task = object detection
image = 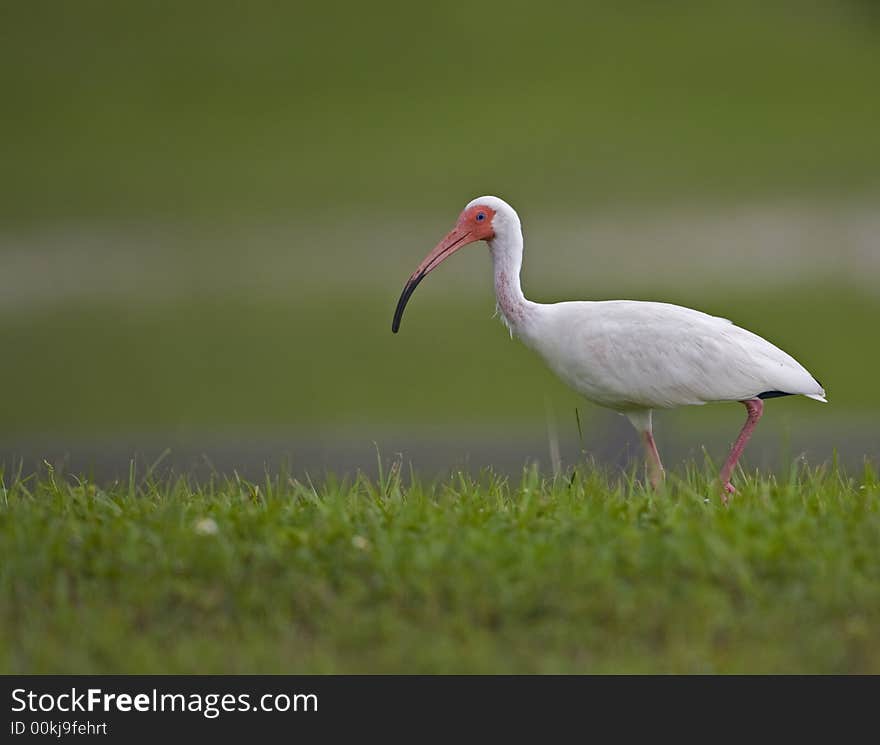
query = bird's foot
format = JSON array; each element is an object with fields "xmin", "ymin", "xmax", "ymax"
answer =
[
  {"xmin": 721, "ymin": 481, "xmax": 736, "ymax": 506},
  {"xmin": 648, "ymin": 470, "xmax": 665, "ymax": 490}
]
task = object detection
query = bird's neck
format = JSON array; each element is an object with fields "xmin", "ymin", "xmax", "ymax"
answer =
[{"xmin": 489, "ymin": 227, "xmax": 538, "ymax": 336}]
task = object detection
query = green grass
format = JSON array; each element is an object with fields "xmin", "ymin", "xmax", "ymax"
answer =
[{"xmin": 2, "ymin": 459, "xmax": 879, "ymax": 673}]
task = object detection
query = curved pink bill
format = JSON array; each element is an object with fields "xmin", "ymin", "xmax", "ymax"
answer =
[{"xmin": 391, "ymin": 226, "xmax": 474, "ymax": 333}]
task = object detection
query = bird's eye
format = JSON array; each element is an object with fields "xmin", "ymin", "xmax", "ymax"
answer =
[{"xmin": 476, "ymin": 212, "xmax": 486, "ymax": 222}]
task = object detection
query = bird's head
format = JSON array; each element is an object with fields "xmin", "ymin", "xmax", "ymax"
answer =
[{"xmin": 391, "ymin": 196, "xmax": 516, "ymax": 333}]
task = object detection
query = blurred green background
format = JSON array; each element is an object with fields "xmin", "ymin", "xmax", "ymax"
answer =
[{"xmin": 1, "ymin": 1, "xmax": 878, "ymax": 466}]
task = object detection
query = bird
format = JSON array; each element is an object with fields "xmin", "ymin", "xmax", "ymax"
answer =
[{"xmin": 391, "ymin": 196, "xmax": 826, "ymax": 502}]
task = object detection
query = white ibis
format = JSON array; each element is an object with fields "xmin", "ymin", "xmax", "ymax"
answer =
[{"xmin": 392, "ymin": 196, "xmax": 826, "ymax": 501}]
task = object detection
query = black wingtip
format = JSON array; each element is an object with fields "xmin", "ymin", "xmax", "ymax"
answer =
[{"xmin": 757, "ymin": 390, "xmax": 794, "ymax": 400}]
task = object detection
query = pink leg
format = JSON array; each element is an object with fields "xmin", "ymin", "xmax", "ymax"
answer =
[
  {"xmin": 641, "ymin": 430, "xmax": 665, "ymax": 489},
  {"xmin": 719, "ymin": 399, "xmax": 764, "ymax": 503}
]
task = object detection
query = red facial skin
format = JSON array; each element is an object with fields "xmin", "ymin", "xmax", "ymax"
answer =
[
  {"xmin": 456, "ymin": 204, "xmax": 497, "ymax": 243},
  {"xmin": 391, "ymin": 205, "xmax": 497, "ymax": 333}
]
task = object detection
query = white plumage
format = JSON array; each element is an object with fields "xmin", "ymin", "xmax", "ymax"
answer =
[
  {"xmin": 392, "ymin": 195, "xmax": 826, "ymax": 500},
  {"xmin": 523, "ymin": 300, "xmax": 825, "ymax": 410}
]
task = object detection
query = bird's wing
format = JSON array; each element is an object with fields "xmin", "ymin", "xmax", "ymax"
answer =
[{"xmin": 532, "ymin": 300, "xmax": 825, "ymax": 409}]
